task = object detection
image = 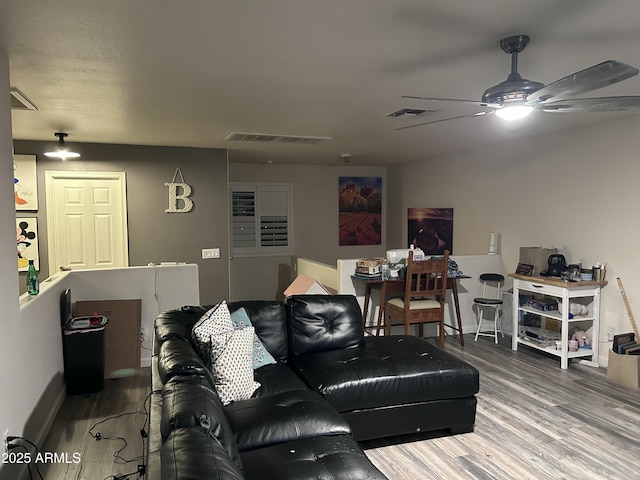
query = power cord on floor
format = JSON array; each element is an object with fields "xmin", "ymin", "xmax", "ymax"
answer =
[
  {"xmin": 91, "ymin": 390, "xmax": 154, "ymax": 479},
  {"xmin": 140, "ymin": 390, "xmax": 154, "ymax": 475},
  {"xmin": 103, "ymin": 470, "xmax": 141, "ymax": 480},
  {"xmin": 88, "ymin": 411, "xmax": 146, "ymax": 464},
  {"xmin": 5, "ymin": 436, "xmax": 45, "ymax": 480}
]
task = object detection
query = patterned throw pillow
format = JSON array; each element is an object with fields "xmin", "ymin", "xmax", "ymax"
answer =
[
  {"xmin": 230, "ymin": 308, "xmax": 277, "ymax": 370},
  {"xmin": 209, "ymin": 327, "xmax": 261, "ymax": 405},
  {"xmin": 191, "ymin": 301, "xmax": 234, "ymax": 367}
]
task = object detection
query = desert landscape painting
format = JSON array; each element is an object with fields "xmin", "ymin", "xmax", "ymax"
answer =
[{"xmin": 339, "ymin": 177, "xmax": 382, "ymax": 246}]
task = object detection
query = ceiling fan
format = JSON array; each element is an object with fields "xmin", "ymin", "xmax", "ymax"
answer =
[{"xmin": 398, "ymin": 34, "xmax": 640, "ymax": 130}]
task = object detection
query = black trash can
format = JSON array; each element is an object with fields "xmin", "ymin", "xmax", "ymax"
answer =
[{"xmin": 63, "ymin": 315, "xmax": 108, "ymax": 395}]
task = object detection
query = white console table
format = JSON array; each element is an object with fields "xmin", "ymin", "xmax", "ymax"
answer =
[{"xmin": 510, "ymin": 274, "xmax": 607, "ymax": 369}]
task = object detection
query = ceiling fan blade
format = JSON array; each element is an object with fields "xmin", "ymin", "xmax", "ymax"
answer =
[
  {"xmin": 395, "ymin": 111, "xmax": 492, "ymax": 131},
  {"xmin": 526, "ymin": 60, "xmax": 639, "ymax": 104},
  {"xmin": 402, "ymin": 95, "xmax": 489, "ymax": 107},
  {"xmin": 541, "ymin": 96, "xmax": 640, "ymax": 112}
]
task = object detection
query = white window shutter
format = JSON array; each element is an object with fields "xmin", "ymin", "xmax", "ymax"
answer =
[
  {"xmin": 231, "ymin": 188, "xmax": 257, "ymax": 254},
  {"xmin": 231, "ymin": 183, "xmax": 292, "ymax": 256}
]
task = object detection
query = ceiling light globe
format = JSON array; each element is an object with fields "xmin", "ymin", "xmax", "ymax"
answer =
[
  {"xmin": 44, "ymin": 149, "xmax": 81, "ymax": 160},
  {"xmin": 44, "ymin": 132, "xmax": 81, "ymax": 160},
  {"xmin": 495, "ymin": 104, "xmax": 534, "ymax": 121}
]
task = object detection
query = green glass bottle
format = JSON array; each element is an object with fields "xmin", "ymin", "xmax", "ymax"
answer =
[{"xmin": 26, "ymin": 259, "xmax": 39, "ymax": 295}]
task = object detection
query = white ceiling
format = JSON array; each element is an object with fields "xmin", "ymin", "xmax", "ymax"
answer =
[{"xmin": 2, "ymin": 0, "xmax": 640, "ymax": 166}]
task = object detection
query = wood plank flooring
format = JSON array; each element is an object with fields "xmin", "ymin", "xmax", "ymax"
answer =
[
  {"xmin": 38, "ymin": 369, "xmax": 151, "ymax": 480},
  {"xmin": 362, "ymin": 335, "xmax": 640, "ymax": 480},
  {"xmin": 36, "ymin": 336, "xmax": 640, "ymax": 480}
]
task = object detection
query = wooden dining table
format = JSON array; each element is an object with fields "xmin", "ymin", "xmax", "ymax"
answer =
[{"xmin": 352, "ymin": 274, "xmax": 469, "ymax": 346}]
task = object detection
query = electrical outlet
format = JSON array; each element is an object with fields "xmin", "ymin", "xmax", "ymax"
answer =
[
  {"xmin": 201, "ymin": 248, "xmax": 220, "ymax": 259},
  {"xmin": 607, "ymin": 327, "xmax": 615, "ymax": 341}
]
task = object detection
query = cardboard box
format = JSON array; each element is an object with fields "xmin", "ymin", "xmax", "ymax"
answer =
[
  {"xmin": 607, "ymin": 350, "xmax": 640, "ymax": 389},
  {"xmin": 76, "ymin": 299, "xmax": 141, "ymax": 378},
  {"xmin": 519, "ymin": 247, "xmax": 558, "ymax": 277},
  {"xmin": 544, "ymin": 317, "xmax": 561, "ymax": 333},
  {"xmin": 284, "ymin": 274, "xmax": 331, "ymax": 297}
]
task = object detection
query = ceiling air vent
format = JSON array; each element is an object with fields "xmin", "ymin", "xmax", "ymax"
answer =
[
  {"xmin": 386, "ymin": 108, "xmax": 437, "ymax": 118},
  {"xmin": 225, "ymin": 132, "xmax": 331, "ymax": 145},
  {"xmin": 10, "ymin": 88, "xmax": 38, "ymax": 111}
]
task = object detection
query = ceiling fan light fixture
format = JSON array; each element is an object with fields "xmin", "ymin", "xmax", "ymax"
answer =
[
  {"xmin": 495, "ymin": 104, "xmax": 533, "ymax": 121},
  {"xmin": 43, "ymin": 132, "xmax": 81, "ymax": 160}
]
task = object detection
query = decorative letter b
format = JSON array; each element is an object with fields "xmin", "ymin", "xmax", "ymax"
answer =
[{"xmin": 165, "ymin": 182, "xmax": 194, "ymax": 213}]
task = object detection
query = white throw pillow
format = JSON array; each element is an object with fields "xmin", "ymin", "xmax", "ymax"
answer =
[
  {"xmin": 209, "ymin": 327, "xmax": 261, "ymax": 405},
  {"xmin": 191, "ymin": 301, "xmax": 234, "ymax": 367}
]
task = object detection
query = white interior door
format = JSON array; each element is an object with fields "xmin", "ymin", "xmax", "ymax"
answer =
[{"xmin": 45, "ymin": 171, "xmax": 129, "ymax": 277}]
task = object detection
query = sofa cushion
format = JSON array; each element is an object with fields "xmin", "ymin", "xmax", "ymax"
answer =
[
  {"xmin": 239, "ymin": 434, "xmax": 388, "ymax": 480},
  {"xmin": 192, "ymin": 301, "xmax": 234, "ymax": 366},
  {"xmin": 289, "ymin": 335, "xmax": 480, "ymax": 413},
  {"xmin": 251, "ymin": 362, "xmax": 309, "ymax": 398},
  {"xmin": 162, "ymin": 428, "xmax": 244, "ymax": 480},
  {"xmin": 286, "ymin": 295, "xmax": 364, "ymax": 357},
  {"xmin": 228, "ymin": 301, "xmax": 288, "ymax": 362},
  {"xmin": 161, "ymin": 375, "xmax": 242, "ymax": 468},
  {"xmin": 210, "ymin": 327, "xmax": 261, "ymax": 405},
  {"xmin": 158, "ymin": 338, "xmax": 214, "ymax": 387},
  {"xmin": 224, "ymin": 390, "xmax": 351, "ymax": 451},
  {"xmin": 230, "ymin": 307, "xmax": 277, "ymax": 369},
  {"xmin": 154, "ymin": 306, "xmax": 209, "ymax": 347}
]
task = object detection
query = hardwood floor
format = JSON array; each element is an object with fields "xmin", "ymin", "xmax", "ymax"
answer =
[
  {"xmin": 362, "ymin": 335, "xmax": 640, "ymax": 480},
  {"xmin": 38, "ymin": 369, "xmax": 151, "ymax": 480},
  {"xmin": 36, "ymin": 336, "xmax": 640, "ymax": 479}
]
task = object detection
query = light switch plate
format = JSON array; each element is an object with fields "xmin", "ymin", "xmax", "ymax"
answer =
[{"xmin": 202, "ymin": 248, "xmax": 220, "ymax": 259}]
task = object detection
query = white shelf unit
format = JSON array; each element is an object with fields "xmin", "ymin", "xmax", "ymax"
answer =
[{"xmin": 510, "ymin": 274, "xmax": 606, "ymax": 369}]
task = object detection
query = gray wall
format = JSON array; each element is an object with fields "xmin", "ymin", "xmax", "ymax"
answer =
[
  {"xmin": 0, "ymin": 48, "xmax": 26, "ymax": 480},
  {"xmin": 228, "ymin": 162, "xmax": 388, "ymax": 301},
  {"xmin": 398, "ymin": 114, "xmax": 640, "ymax": 350},
  {"xmin": 13, "ymin": 140, "xmax": 392, "ymax": 304},
  {"xmin": 14, "ymin": 141, "xmax": 230, "ymax": 305}
]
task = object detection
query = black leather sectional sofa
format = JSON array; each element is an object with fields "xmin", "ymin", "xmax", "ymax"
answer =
[{"xmin": 149, "ymin": 295, "xmax": 480, "ymax": 479}]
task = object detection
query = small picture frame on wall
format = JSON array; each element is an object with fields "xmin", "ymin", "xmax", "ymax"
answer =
[
  {"xmin": 14, "ymin": 154, "xmax": 38, "ymax": 211},
  {"xmin": 17, "ymin": 217, "xmax": 39, "ymax": 271}
]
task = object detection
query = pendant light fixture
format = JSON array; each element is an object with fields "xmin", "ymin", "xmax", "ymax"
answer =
[{"xmin": 44, "ymin": 132, "xmax": 81, "ymax": 160}]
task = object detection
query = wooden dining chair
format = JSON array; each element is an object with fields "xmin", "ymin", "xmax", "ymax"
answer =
[{"xmin": 384, "ymin": 250, "xmax": 450, "ymax": 348}]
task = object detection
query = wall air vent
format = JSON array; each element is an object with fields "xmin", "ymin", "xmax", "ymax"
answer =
[
  {"xmin": 225, "ymin": 132, "xmax": 332, "ymax": 145},
  {"xmin": 386, "ymin": 108, "xmax": 437, "ymax": 118},
  {"xmin": 10, "ymin": 87, "xmax": 38, "ymax": 111}
]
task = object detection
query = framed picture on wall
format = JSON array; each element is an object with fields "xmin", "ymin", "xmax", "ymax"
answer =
[
  {"xmin": 17, "ymin": 217, "xmax": 39, "ymax": 271},
  {"xmin": 407, "ymin": 208, "xmax": 453, "ymax": 255},
  {"xmin": 338, "ymin": 177, "xmax": 382, "ymax": 246},
  {"xmin": 14, "ymin": 154, "xmax": 38, "ymax": 211}
]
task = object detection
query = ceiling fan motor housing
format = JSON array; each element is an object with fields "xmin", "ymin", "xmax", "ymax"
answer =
[
  {"xmin": 482, "ymin": 73, "xmax": 545, "ymax": 106},
  {"xmin": 482, "ymin": 35, "xmax": 545, "ymax": 106}
]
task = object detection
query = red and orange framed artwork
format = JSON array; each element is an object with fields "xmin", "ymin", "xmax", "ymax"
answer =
[{"xmin": 339, "ymin": 177, "xmax": 382, "ymax": 246}]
